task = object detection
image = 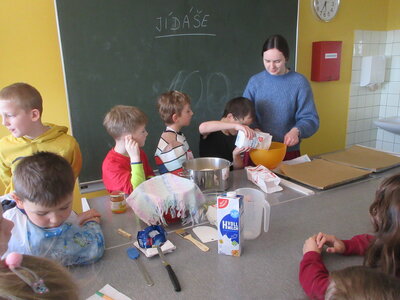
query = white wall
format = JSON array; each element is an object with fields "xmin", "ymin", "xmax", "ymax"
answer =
[{"xmin": 347, "ymin": 29, "xmax": 400, "ymax": 152}]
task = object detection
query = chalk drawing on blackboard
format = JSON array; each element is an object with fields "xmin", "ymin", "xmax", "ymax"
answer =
[
  {"xmin": 155, "ymin": 6, "xmax": 214, "ymax": 39},
  {"xmin": 166, "ymin": 70, "xmax": 230, "ymax": 119}
]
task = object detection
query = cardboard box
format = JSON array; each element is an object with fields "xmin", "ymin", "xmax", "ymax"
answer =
[{"xmin": 280, "ymin": 159, "xmax": 371, "ymax": 190}]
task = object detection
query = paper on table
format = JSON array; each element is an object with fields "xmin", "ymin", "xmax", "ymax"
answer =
[
  {"xmin": 86, "ymin": 284, "xmax": 133, "ymax": 300},
  {"xmin": 133, "ymin": 240, "xmax": 176, "ymax": 258},
  {"xmin": 280, "ymin": 154, "xmax": 311, "ymax": 165},
  {"xmin": 273, "ymin": 154, "xmax": 311, "ymax": 174},
  {"xmin": 192, "ymin": 226, "xmax": 219, "ymax": 243},
  {"xmin": 81, "ymin": 197, "xmax": 90, "ymax": 212}
]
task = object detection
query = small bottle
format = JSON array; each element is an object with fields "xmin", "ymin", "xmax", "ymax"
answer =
[{"xmin": 110, "ymin": 191, "xmax": 127, "ymax": 213}]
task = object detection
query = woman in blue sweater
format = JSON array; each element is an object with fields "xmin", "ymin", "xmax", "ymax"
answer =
[{"xmin": 243, "ymin": 34, "xmax": 319, "ymax": 159}]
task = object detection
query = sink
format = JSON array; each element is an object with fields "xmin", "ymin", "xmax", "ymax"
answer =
[{"xmin": 374, "ymin": 117, "xmax": 400, "ymax": 135}]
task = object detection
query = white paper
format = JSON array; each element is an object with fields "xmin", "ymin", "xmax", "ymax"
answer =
[
  {"xmin": 280, "ymin": 154, "xmax": 311, "ymax": 165},
  {"xmin": 133, "ymin": 240, "xmax": 176, "ymax": 258},
  {"xmin": 274, "ymin": 154, "xmax": 311, "ymax": 173},
  {"xmin": 86, "ymin": 284, "xmax": 133, "ymax": 300},
  {"xmin": 81, "ymin": 197, "xmax": 90, "ymax": 212},
  {"xmin": 192, "ymin": 226, "xmax": 218, "ymax": 243}
]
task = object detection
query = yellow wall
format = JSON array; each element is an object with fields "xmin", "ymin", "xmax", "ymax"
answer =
[
  {"xmin": 0, "ymin": 0, "xmax": 398, "ymax": 200},
  {"xmin": 387, "ymin": 0, "xmax": 400, "ymax": 30},
  {"xmin": 298, "ymin": 0, "xmax": 389, "ymax": 156},
  {"xmin": 0, "ymin": 0, "xmax": 88, "ymax": 210}
]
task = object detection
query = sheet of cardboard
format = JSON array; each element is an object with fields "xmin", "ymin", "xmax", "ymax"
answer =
[
  {"xmin": 280, "ymin": 159, "xmax": 371, "ymax": 190},
  {"xmin": 319, "ymin": 145, "xmax": 400, "ymax": 172}
]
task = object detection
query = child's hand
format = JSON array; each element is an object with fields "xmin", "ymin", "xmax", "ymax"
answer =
[
  {"xmin": 233, "ymin": 146, "xmax": 250, "ymax": 156},
  {"xmin": 125, "ymin": 135, "xmax": 140, "ymax": 163},
  {"xmin": 235, "ymin": 124, "xmax": 255, "ymax": 139},
  {"xmin": 77, "ymin": 209, "xmax": 101, "ymax": 225},
  {"xmin": 315, "ymin": 232, "xmax": 346, "ymax": 254},
  {"xmin": 303, "ymin": 235, "xmax": 321, "ymax": 254}
]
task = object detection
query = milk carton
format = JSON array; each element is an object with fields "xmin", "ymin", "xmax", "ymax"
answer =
[
  {"xmin": 235, "ymin": 130, "xmax": 272, "ymax": 149},
  {"xmin": 217, "ymin": 191, "xmax": 243, "ymax": 256}
]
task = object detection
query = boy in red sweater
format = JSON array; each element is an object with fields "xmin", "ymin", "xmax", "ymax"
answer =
[{"xmin": 102, "ymin": 105, "xmax": 154, "ymax": 194}]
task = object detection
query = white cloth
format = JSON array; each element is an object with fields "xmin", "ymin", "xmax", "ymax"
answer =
[{"xmin": 126, "ymin": 173, "xmax": 205, "ymax": 225}]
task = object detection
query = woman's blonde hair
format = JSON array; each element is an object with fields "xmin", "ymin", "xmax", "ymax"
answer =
[
  {"xmin": 325, "ymin": 266, "xmax": 400, "ymax": 300},
  {"xmin": 0, "ymin": 255, "xmax": 79, "ymax": 300}
]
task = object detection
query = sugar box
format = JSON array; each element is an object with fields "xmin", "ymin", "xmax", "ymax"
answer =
[{"xmin": 217, "ymin": 191, "xmax": 243, "ymax": 256}]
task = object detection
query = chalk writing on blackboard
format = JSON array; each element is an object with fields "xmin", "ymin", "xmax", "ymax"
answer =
[
  {"xmin": 167, "ymin": 70, "xmax": 230, "ymax": 118},
  {"xmin": 155, "ymin": 7, "xmax": 215, "ymax": 38}
]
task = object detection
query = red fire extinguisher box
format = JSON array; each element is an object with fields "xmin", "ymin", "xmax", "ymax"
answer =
[{"xmin": 311, "ymin": 41, "xmax": 342, "ymax": 82}]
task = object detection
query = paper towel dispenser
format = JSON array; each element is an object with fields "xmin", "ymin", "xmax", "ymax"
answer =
[{"xmin": 360, "ymin": 55, "xmax": 386, "ymax": 88}]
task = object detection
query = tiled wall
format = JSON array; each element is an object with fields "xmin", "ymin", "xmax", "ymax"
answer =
[{"xmin": 347, "ymin": 29, "xmax": 400, "ymax": 152}]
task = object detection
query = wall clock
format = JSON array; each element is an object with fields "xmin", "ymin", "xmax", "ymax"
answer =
[{"xmin": 312, "ymin": 0, "xmax": 340, "ymax": 22}]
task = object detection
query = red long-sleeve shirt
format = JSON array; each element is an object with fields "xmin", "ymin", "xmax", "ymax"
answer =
[
  {"xmin": 102, "ymin": 148, "xmax": 154, "ymax": 194},
  {"xmin": 299, "ymin": 234, "xmax": 374, "ymax": 300}
]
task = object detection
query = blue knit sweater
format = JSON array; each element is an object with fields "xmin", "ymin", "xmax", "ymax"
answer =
[{"xmin": 243, "ymin": 70, "xmax": 319, "ymax": 152}]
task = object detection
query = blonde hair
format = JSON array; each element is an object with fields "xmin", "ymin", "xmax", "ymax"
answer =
[
  {"xmin": 103, "ymin": 105, "xmax": 147, "ymax": 139},
  {"xmin": 157, "ymin": 91, "xmax": 190, "ymax": 124},
  {"xmin": 0, "ymin": 255, "xmax": 79, "ymax": 300},
  {"xmin": 0, "ymin": 82, "xmax": 43, "ymax": 115},
  {"xmin": 325, "ymin": 266, "xmax": 400, "ymax": 300}
]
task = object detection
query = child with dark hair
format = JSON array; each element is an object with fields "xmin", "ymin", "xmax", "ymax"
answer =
[
  {"xmin": 3, "ymin": 152, "xmax": 104, "ymax": 266},
  {"xmin": 199, "ymin": 97, "xmax": 255, "ymax": 169},
  {"xmin": 299, "ymin": 173, "xmax": 400, "ymax": 299},
  {"xmin": 1, "ymin": 203, "xmax": 79, "ymax": 299}
]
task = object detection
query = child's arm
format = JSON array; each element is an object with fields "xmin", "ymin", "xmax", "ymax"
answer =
[
  {"xmin": 299, "ymin": 235, "xmax": 330, "ymax": 299},
  {"xmin": 232, "ymin": 147, "xmax": 250, "ymax": 169},
  {"xmin": 125, "ymin": 135, "xmax": 146, "ymax": 189},
  {"xmin": 315, "ymin": 232, "xmax": 345, "ymax": 254},
  {"xmin": 199, "ymin": 121, "xmax": 254, "ymax": 138},
  {"xmin": 341, "ymin": 234, "xmax": 374, "ymax": 255}
]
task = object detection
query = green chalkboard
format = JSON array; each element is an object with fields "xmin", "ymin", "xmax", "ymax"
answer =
[{"xmin": 55, "ymin": 0, "xmax": 298, "ymax": 185}]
